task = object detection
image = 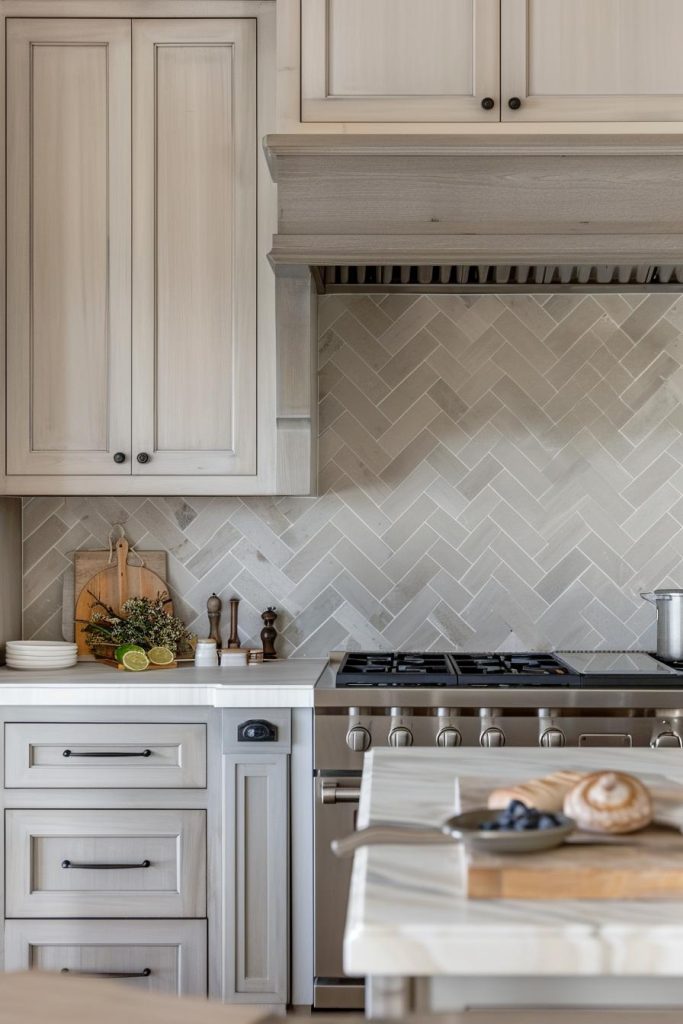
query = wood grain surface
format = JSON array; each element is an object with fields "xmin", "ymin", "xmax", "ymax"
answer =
[
  {"xmin": 468, "ymin": 825, "xmax": 683, "ymax": 900},
  {"xmin": 75, "ymin": 539, "xmax": 172, "ymax": 657}
]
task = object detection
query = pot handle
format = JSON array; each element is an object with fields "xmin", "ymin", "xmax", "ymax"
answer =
[
  {"xmin": 641, "ymin": 592, "xmax": 672, "ymax": 603},
  {"xmin": 331, "ymin": 825, "xmax": 454, "ymax": 858}
]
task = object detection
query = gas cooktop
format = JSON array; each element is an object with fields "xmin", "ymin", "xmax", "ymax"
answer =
[{"xmin": 335, "ymin": 651, "xmax": 683, "ymax": 688}]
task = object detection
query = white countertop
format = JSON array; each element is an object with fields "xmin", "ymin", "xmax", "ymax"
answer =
[
  {"xmin": 0, "ymin": 659, "xmax": 328, "ymax": 706},
  {"xmin": 345, "ymin": 748, "xmax": 683, "ymax": 979}
]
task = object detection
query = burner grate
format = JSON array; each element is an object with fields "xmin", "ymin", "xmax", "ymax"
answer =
[
  {"xmin": 448, "ymin": 652, "xmax": 574, "ymax": 687},
  {"xmin": 337, "ymin": 651, "xmax": 457, "ymax": 687}
]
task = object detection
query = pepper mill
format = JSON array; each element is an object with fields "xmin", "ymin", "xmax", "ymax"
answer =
[
  {"xmin": 227, "ymin": 597, "xmax": 241, "ymax": 649},
  {"xmin": 261, "ymin": 607, "xmax": 278, "ymax": 661},
  {"xmin": 207, "ymin": 593, "xmax": 222, "ymax": 649}
]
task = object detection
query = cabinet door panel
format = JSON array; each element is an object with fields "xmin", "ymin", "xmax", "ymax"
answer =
[
  {"xmin": 302, "ymin": 0, "xmax": 499, "ymax": 122},
  {"xmin": 6, "ymin": 19, "xmax": 131, "ymax": 475},
  {"xmin": 502, "ymin": 0, "xmax": 683, "ymax": 121},
  {"xmin": 223, "ymin": 754, "xmax": 288, "ymax": 1003},
  {"xmin": 132, "ymin": 20, "xmax": 257, "ymax": 475}
]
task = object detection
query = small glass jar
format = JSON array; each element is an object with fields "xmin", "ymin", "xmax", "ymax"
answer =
[{"xmin": 194, "ymin": 638, "xmax": 218, "ymax": 668}]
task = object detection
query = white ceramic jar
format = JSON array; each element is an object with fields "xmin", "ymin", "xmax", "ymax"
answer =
[
  {"xmin": 220, "ymin": 649, "xmax": 248, "ymax": 668},
  {"xmin": 194, "ymin": 638, "xmax": 218, "ymax": 668}
]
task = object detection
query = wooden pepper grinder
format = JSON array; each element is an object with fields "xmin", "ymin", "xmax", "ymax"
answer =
[
  {"xmin": 207, "ymin": 593, "xmax": 222, "ymax": 649},
  {"xmin": 261, "ymin": 607, "xmax": 278, "ymax": 660},
  {"xmin": 227, "ymin": 597, "xmax": 241, "ymax": 649}
]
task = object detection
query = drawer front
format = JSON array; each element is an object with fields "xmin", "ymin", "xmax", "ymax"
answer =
[
  {"xmin": 6, "ymin": 809, "xmax": 206, "ymax": 918},
  {"xmin": 4, "ymin": 919, "xmax": 207, "ymax": 996},
  {"xmin": 5, "ymin": 723, "xmax": 206, "ymax": 788}
]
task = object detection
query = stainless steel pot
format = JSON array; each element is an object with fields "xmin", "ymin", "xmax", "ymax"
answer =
[{"xmin": 641, "ymin": 590, "xmax": 683, "ymax": 660}]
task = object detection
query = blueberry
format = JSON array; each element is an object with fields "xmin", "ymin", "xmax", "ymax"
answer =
[
  {"xmin": 508, "ymin": 800, "xmax": 528, "ymax": 819},
  {"xmin": 537, "ymin": 814, "xmax": 558, "ymax": 830},
  {"xmin": 479, "ymin": 819, "xmax": 499, "ymax": 831}
]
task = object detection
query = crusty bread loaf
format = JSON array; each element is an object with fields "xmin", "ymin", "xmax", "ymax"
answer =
[
  {"xmin": 564, "ymin": 770, "xmax": 652, "ymax": 834},
  {"xmin": 487, "ymin": 770, "xmax": 586, "ymax": 812}
]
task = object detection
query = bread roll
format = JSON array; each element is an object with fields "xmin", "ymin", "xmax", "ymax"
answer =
[
  {"xmin": 564, "ymin": 770, "xmax": 652, "ymax": 834},
  {"xmin": 488, "ymin": 770, "xmax": 586, "ymax": 812}
]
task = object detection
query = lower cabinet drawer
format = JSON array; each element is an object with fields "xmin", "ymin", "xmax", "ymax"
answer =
[
  {"xmin": 6, "ymin": 809, "xmax": 206, "ymax": 918},
  {"xmin": 4, "ymin": 919, "xmax": 207, "ymax": 996},
  {"xmin": 4, "ymin": 722, "xmax": 206, "ymax": 788}
]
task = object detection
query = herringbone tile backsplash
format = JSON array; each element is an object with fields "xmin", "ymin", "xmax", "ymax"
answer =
[{"xmin": 23, "ymin": 293, "xmax": 683, "ymax": 656}]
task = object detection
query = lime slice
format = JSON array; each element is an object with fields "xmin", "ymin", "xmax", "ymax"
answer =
[
  {"xmin": 147, "ymin": 646, "xmax": 174, "ymax": 666},
  {"xmin": 121, "ymin": 650, "xmax": 149, "ymax": 672},
  {"xmin": 115, "ymin": 643, "xmax": 145, "ymax": 663}
]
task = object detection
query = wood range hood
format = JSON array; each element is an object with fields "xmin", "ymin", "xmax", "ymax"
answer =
[{"xmin": 264, "ymin": 134, "xmax": 683, "ymax": 294}]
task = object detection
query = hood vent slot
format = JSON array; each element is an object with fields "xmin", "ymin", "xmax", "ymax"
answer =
[{"xmin": 315, "ymin": 263, "xmax": 683, "ymax": 294}]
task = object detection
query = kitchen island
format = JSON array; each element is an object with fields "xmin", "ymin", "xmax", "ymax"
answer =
[{"xmin": 345, "ymin": 748, "xmax": 683, "ymax": 1018}]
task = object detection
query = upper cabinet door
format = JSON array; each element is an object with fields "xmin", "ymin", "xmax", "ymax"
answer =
[
  {"xmin": 502, "ymin": 0, "xmax": 683, "ymax": 121},
  {"xmin": 6, "ymin": 20, "xmax": 132, "ymax": 476},
  {"xmin": 301, "ymin": 0, "xmax": 500, "ymax": 122},
  {"xmin": 132, "ymin": 20, "xmax": 257, "ymax": 476}
]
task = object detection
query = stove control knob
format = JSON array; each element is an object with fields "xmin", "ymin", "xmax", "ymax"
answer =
[
  {"xmin": 651, "ymin": 729, "xmax": 683, "ymax": 749},
  {"xmin": 480, "ymin": 727, "xmax": 505, "ymax": 748},
  {"xmin": 540, "ymin": 728, "xmax": 565, "ymax": 748},
  {"xmin": 436, "ymin": 727, "xmax": 462, "ymax": 748},
  {"xmin": 346, "ymin": 726, "xmax": 371, "ymax": 753},
  {"xmin": 389, "ymin": 726, "xmax": 413, "ymax": 748}
]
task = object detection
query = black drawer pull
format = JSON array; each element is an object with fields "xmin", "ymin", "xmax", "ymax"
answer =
[
  {"xmin": 61, "ymin": 859, "xmax": 151, "ymax": 870},
  {"xmin": 61, "ymin": 968, "xmax": 151, "ymax": 978},
  {"xmin": 62, "ymin": 749, "xmax": 152, "ymax": 758}
]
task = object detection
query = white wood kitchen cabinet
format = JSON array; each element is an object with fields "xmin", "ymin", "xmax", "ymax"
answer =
[
  {"xmin": 502, "ymin": 0, "xmax": 683, "ymax": 122},
  {"xmin": 301, "ymin": 0, "xmax": 500, "ymax": 123},
  {"xmin": 3, "ymin": 5, "xmax": 313, "ymax": 496},
  {"xmin": 290, "ymin": 0, "xmax": 683, "ymax": 130}
]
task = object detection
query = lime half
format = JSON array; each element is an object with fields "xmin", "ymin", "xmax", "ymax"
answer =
[
  {"xmin": 147, "ymin": 646, "xmax": 174, "ymax": 666},
  {"xmin": 121, "ymin": 650, "xmax": 149, "ymax": 672},
  {"xmin": 115, "ymin": 643, "xmax": 145, "ymax": 663}
]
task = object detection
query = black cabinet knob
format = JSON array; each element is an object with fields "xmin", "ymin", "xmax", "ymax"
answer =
[
  {"xmin": 136, "ymin": 452, "xmax": 150, "ymax": 464},
  {"xmin": 113, "ymin": 452, "xmax": 126, "ymax": 464},
  {"xmin": 481, "ymin": 96, "xmax": 495, "ymax": 111},
  {"xmin": 508, "ymin": 96, "xmax": 522, "ymax": 110}
]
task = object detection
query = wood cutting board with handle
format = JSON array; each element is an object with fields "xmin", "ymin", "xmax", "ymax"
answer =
[
  {"xmin": 63, "ymin": 548, "xmax": 168, "ymax": 641},
  {"xmin": 75, "ymin": 538, "xmax": 173, "ymax": 658}
]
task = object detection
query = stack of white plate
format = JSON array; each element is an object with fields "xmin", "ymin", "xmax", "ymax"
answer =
[{"xmin": 6, "ymin": 640, "xmax": 78, "ymax": 671}]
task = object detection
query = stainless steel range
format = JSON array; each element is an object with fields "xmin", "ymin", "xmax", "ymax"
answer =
[{"xmin": 313, "ymin": 650, "xmax": 683, "ymax": 1010}]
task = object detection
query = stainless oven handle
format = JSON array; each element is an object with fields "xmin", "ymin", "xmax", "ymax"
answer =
[{"xmin": 321, "ymin": 781, "xmax": 361, "ymax": 805}]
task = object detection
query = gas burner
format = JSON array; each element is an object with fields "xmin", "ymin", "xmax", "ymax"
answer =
[
  {"xmin": 449, "ymin": 652, "xmax": 574, "ymax": 687},
  {"xmin": 337, "ymin": 652, "xmax": 457, "ymax": 687}
]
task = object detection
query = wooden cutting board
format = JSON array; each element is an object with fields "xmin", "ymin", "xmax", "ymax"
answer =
[
  {"xmin": 468, "ymin": 825, "xmax": 683, "ymax": 899},
  {"xmin": 74, "ymin": 548, "xmax": 167, "ymax": 604},
  {"xmin": 75, "ymin": 538, "xmax": 173, "ymax": 658}
]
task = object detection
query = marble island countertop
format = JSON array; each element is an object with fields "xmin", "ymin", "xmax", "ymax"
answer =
[
  {"xmin": 0, "ymin": 659, "xmax": 329, "ymax": 706},
  {"xmin": 345, "ymin": 748, "xmax": 683, "ymax": 980}
]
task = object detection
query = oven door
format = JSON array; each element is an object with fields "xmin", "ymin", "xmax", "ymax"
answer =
[{"xmin": 314, "ymin": 772, "xmax": 364, "ymax": 1010}]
